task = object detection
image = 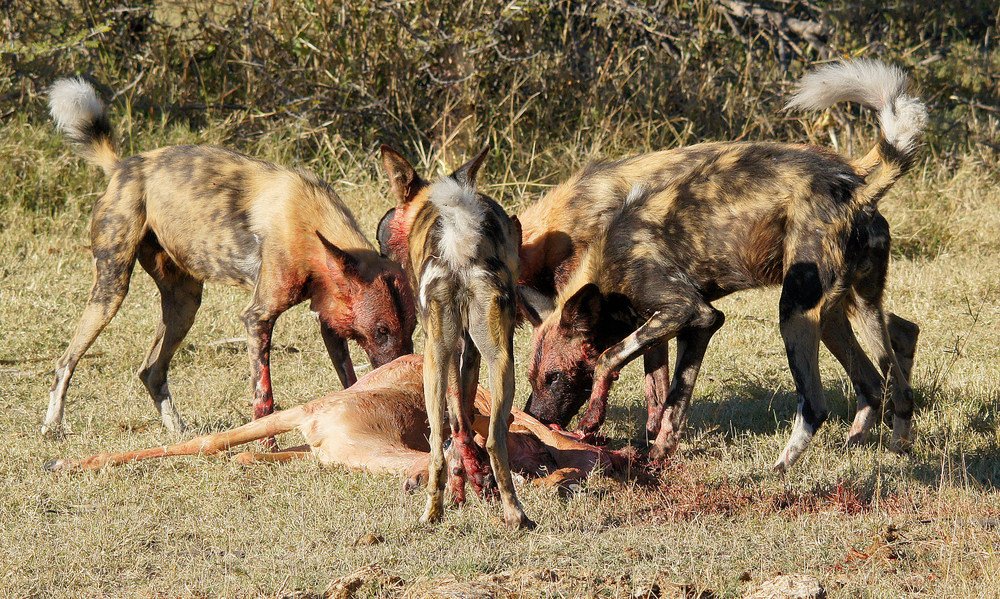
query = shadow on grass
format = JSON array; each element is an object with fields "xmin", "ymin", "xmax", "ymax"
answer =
[
  {"xmin": 596, "ymin": 376, "xmax": 854, "ymax": 445},
  {"xmin": 597, "ymin": 377, "xmax": 1000, "ymax": 492}
]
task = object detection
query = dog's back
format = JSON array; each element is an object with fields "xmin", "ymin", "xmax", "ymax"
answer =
[
  {"xmin": 406, "ymin": 176, "xmax": 520, "ymax": 312},
  {"xmin": 566, "ymin": 141, "xmax": 868, "ymax": 312},
  {"xmin": 518, "ymin": 144, "xmax": 739, "ymax": 294},
  {"xmin": 95, "ymin": 144, "xmax": 375, "ymax": 288}
]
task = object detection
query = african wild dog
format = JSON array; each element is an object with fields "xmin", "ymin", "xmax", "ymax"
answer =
[
  {"xmin": 378, "ymin": 145, "xmax": 534, "ymax": 528},
  {"xmin": 46, "ymin": 355, "xmax": 635, "ymax": 496},
  {"xmin": 513, "ymin": 148, "xmax": 920, "ymax": 447},
  {"xmin": 43, "ymin": 78, "xmax": 416, "ymax": 439},
  {"xmin": 521, "ymin": 60, "xmax": 927, "ymax": 471}
]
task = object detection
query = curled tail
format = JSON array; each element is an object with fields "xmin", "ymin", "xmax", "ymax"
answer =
[
  {"xmin": 48, "ymin": 78, "xmax": 119, "ymax": 177},
  {"xmin": 787, "ymin": 59, "xmax": 928, "ymax": 208}
]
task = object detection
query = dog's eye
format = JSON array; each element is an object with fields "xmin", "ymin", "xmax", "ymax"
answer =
[
  {"xmin": 376, "ymin": 325, "xmax": 390, "ymax": 338},
  {"xmin": 545, "ymin": 372, "xmax": 562, "ymax": 386}
]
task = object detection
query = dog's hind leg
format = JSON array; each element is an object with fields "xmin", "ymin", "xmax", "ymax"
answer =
[
  {"xmin": 846, "ymin": 215, "xmax": 916, "ymax": 452},
  {"xmin": 454, "ymin": 330, "xmax": 495, "ymax": 501},
  {"xmin": 886, "ymin": 313, "xmax": 919, "ymax": 383},
  {"xmin": 469, "ymin": 293, "xmax": 534, "ymax": 529},
  {"xmin": 821, "ymin": 303, "xmax": 886, "ymax": 445},
  {"xmin": 419, "ymin": 295, "xmax": 461, "ymax": 524},
  {"xmin": 848, "ymin": 296, "xmax": 915, "ymax": 453},
  {"xmin": 44, "ymin": 190, "xmax": 145, "ymax": 438},
  {"xmin": 774, "ymin": 260, "xmax": 830, "ymax": 472},
  {"xmin": 136, "ymin": 240, "xmax": 203, "ymax": 434}
]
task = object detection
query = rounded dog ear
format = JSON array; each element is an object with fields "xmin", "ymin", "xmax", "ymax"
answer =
[
  {"xmin": 317, "ymin": 230, "xmax": 361, "ymax": 280},
  {"xmin": 450, "ymin": 145, "xmax": 490, "ymax": 188},
  {"xmin": 376, "ymin": 207, "xmax": 396, "ymax": 258},
  {"xmin": 559, "ymin": 283, "xmax": 604, "ymax": 335},
  {"xmin": 381, "ymin": 145, "xmax": 424, "ymax": 205},
  {"xmin": 597, "ymin": 292, "xmax": 638, "ymax": 343},
  {"xmin": 517, "ymin": 285, "xmax": 555, "ymax": 327},
  {"xmin": 603, "ymin": 292, "xmax": 637, "ymax": 325}
]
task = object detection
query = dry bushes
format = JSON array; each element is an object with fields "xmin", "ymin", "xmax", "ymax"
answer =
[{"xmin": 4, "ymin": 1, "xmax": 997, "ymax": 187}]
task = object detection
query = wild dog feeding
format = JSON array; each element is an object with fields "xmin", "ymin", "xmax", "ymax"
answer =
[
  {"xmin": 522, "ymin": 60, "xmax": 928, "ymax": 471},
  {"xmin": 378, "ymin": 145, "xmax": 533, "ymax": 528},
  {"xmin": 514, "ymin": 136, "xmax": 920, "ymax": 449},
  {"xmin": 43, "ymin": 78, "xmax": 416, "ymax": 438}
]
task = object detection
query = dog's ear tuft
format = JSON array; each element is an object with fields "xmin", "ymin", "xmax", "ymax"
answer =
[
  {"xmin": 450, "ymin": 145, "xmax": 490, "ymax": 188},
  {"xmin": 559, "ymin": 283, "xmax": 604, "ymax": 335},
  {"xmin": 376, "ymin": 207, "xmax": 397, "ymax": 258},
  {"xmin": 517, "ymin": 285, "xmax": 555, "ymax": 327},
  {"xmin": 317, "ymin": 230, "xmax": 361, "ymax": 280},
  {"xmin": 509, "ymin": 215, "xmax": 522, "ymax": 246},
  {"xmin": 381, "ymin": 145, "xmax": 423, "ymax": 205}
]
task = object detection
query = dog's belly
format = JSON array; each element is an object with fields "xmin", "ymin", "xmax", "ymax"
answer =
[{"xmin": 145, "ymin": 210, "xmax": 262, "ymax": 288}]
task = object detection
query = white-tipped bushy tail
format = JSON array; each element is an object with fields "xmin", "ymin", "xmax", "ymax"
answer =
[
  {"xmin": 787, "ymin": 59, "xmax": 927, "ymax": 160},
  {"xmin": 428, "ymin": 177, "xmax": 485, "ymax": 269},
  {"xmin": 788, "ymin": 60, "xmax": 927, "ymax": 208},
  {"xmin": 48, "ymin": 77, "xmax": 118, "ymax": 176}
]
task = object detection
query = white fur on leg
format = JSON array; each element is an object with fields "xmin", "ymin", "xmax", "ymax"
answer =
[
  {"xmin": 419, "ymin": 492, "xmax": 445, "ymax": 524},
  {"xmin": 42, "ymin": 367, "xmax": 70, "ymax": 437},
  {"xmin": 773, "ymin": 398, "xmax": 816, "ymax": 472},
  {"xmin": 156, "ymin": 395, "xmax": 186, "ymax": 434},
  {"xmin": 847, "ymin": 400, "xmax": 877, "ymax": 445}
]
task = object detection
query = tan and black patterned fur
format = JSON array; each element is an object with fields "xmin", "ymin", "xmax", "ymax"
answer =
[
  {"xmin": 379, "ymin": 145, "xmax": 533, "ymax": 529},
  {"xmin": 524, "ymin": 60, "xmax": 927, "ymax": 471},
  {"xmin": 43, "ymin": 78, "xmax": 415, "ymax": 439},
  {"xmin": 516, "ymin": 149, "xmax": 920, "ymax": 447}
]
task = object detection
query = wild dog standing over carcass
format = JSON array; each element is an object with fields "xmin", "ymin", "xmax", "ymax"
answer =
[
  {"xmin": 524, "ymin": 60, "xmax": 927, "ymax": 471},
  {"xmin": 43, "ymin": 78, "xmax": 416, "ymax": 438},
  {"xmin": 45, "ymin": 355, "xmax": 635, "ymax": 495},
  {"xmin": 378, "ymin": 145, "xmax": 533, "ymax": 528},
  {"xmin": 512, "ymin": 148, "xmax": 920, "ymax": 447}
]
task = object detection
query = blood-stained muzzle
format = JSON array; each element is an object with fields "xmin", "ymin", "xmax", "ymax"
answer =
[{"xmin": 523, "ymin": 380, "xmax": 587, "ymax": 430}]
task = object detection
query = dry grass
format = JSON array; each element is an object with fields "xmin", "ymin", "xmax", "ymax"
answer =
[{"xmin": 2, "ymin": 109, "xmax": 1000, "ymax": 598}]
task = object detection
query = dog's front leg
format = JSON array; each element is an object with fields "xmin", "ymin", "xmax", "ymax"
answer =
[
  {"xmin": 319, "ymin": 322, "xmax": 358, "ymax": 388},
  {"xmin": 241, "ymin": 304, "xmax": 279, "ymax": 433},
  {"xmin": 650, "ymin": 311, "xmax": 724, "ymax": 460},
  {"xmin": 642, "ymin": 342, "xmax": 670, "ymax": 440},
  {"xmin": 577, "ymin": 310, "xmax": 680, "ymax": 435}
]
